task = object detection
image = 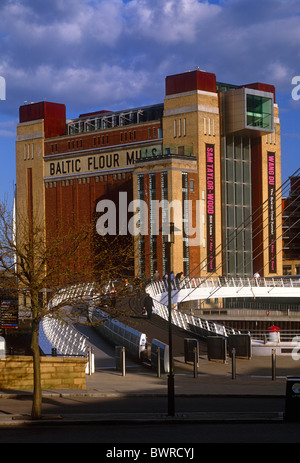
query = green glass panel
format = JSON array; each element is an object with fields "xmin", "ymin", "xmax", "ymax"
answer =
[{"xmin": 246, "ymin": 94, "xmax": 272, "ymax": 130}]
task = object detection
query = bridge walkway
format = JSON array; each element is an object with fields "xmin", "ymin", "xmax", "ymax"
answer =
[
  {"xmin": 74, "ymin": 294, "xmax": 207, "ymax": 369},
  {"xmin": 115, "ymin": 295, "xmax": 208, "ymax": 358}
]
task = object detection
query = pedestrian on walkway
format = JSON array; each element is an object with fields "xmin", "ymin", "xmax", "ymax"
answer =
[
  {"xmin": 153, "ymin": 270, "xmax": 161, "ymax": 282},
  {"xmin": 253, "ymin": 272, "xmax": 260, "ymax": 286},
  {"xmin": 144, "ymin": 293, "xmax": 154, "ymax": 319}
]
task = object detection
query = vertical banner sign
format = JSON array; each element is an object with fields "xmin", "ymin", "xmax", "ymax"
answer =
[
  {"xmin": 206, "ymin": 144, "xmax": 216, "ymax": 272},
  {"xmin": 268, "ymin": 152, "xmax": 277, "ymax": 273}
]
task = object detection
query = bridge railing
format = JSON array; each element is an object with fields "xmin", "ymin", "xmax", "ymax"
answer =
[
  {"xmin": 39, "ymin": 316, "xmax": 94, "ymax": 374},
  {"xmin": 149, "ymin": 293, "xmax": 242, "ymax": 339},
  {"xmin": 40, "ymin": 283, "xmax": 98, "ymax": 374},
  {"xmin": 48, "ymin": 282, "xmax": 97, "ymax": 309},
  {"xmin": 150, "ymin": 276, "xmax": 300, "ymax": 295},
  {"xmin": 88, "ymin": 306, "xmax": 147, "ymax": 362}
]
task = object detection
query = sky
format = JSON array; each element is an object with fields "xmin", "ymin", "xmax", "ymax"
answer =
[{"xmin": 0, "ymin": 0, "xmax": 299, "ymax": 206}]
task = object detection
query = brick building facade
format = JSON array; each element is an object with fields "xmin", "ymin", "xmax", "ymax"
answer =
[{"xmin": 15, "ymin": 69, "xmax": 283, "ymax": 284}]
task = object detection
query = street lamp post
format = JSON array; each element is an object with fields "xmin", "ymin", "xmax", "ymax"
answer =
[
  {"xmin": 161, "ymin": 222, "xmax": 178, "ymax": 417},
  {"xmin": 167, "ymin": 253, "xmax": 175, "ymax": 416}
]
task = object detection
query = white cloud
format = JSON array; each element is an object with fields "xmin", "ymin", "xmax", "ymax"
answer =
[
  {"xmin": 0, "ymin": 120, "xmax": 16, "ymax": 138},
  {"xmin": 125, "ymin": 0, "xmax": 221, "ymax": 44},
  {"xmin": 0, "ymin": 0, "xmax": 300, "ymax": 117}
]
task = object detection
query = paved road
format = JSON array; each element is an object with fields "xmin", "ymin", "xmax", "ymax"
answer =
[
  {"xmin": 0, "ymin": 418, "xmax": 299, "ymax": 443},
  {"xmin": 0, "ymin": 395, "xmax": 286, "ymax": 417}
]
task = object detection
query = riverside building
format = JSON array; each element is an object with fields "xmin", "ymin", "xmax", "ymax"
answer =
[{"xmin": 15, "ymin": 69, "xmax": 283, "ymax": 283}]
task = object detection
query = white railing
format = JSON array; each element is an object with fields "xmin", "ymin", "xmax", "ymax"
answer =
[
  {"xmin": 43, "ymin": 276, "xmax": 300, "ymax": 365},
  {"xmin": 40, "ymin": 317, "xmax": 89, "ymax": 357},
  {"xmin": 151, "ymin": 276, "xmax": 300, "ymax": 293},
  {"xmin": 89, "ymin": 306, "xmax": 147, "ymax": 361},
  {"xmin": 39, "ymin": 316, "xmax": 94, "ymax": 374},
  {"xmin": 151, "ymin": 276, "xmax": 300, "ymax": 306},
  {"xmin": 147, "ymin": 277, "xmax": 300, "ymax": 341},
  {"xmin": 48, "ymin": 282, "xmax": 97, "ymax": 309},
  {"xmin": 40, "ymin": 284, "xmax": 98, "ymax": 374},
  {"xmin": 148, "ymin": 294, "xmax": 242, "ymax": 339}
]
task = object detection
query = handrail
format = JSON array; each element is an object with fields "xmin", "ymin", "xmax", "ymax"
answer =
[
  {"xmin": 44, "ymin": 277, "xmax": 300, "ymax": 364},
  {"xmin": 89, "ymin": 306, "xmax": 147, "ymax": 361},
  {"xmin": 152, "ymin": 276, "xmax": 300, "ymax": 292},
  {"xmin": 40, "ymin": 317, "xmax": 89, "ymax": 357},
  {"xmin": 147, "ymin": 288, "xmax": 242, "ymax": 339},
  {"xmin": 151, "ymin": 276, "xmax": 300, "ymax": 306}
]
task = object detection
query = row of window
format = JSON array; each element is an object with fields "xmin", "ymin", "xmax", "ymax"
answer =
[
  {"xmin": 222, "ymin": 135, "xmax": 253, "ymax": 277},
  {"xmin": 45, "ymin": 172, "xmax": 130, "ymax": 188},
  {"xmin": 50, "ymin": 127, "xmax": 161, "ymax": 154},
  {"xmin": 174, "ymin": 118, "xmax": 187, "ymax": 138},
  {"xmin": 173, "ymin": 117, "xmax": 217, "ymax": 138},
  {"xmin": 24, "ymin": 143, "xmax": 34, "ymax": 160},
  {"xmin": 266, "ymin": 132, "xmax": 276, "ymax": 145},
  {"xmin": 137, "ymin": 171, "xmax": 191, "ymax": 277},
  {"xmin": 203, "ymin": 117, "xmax": 216, "ymax": 137}
]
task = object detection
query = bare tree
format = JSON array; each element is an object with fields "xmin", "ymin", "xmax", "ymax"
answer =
[
  {"xmin": 0, "ymin": 202, "xmax": 139, "ymax": 419},
  {"xmin": 0, "ymin": 202, "xmax": 93, "ymax": 419}
]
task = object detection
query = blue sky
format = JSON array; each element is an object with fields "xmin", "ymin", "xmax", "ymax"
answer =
[{"xmin": 0, "ymin": 0, "xmax": 299, "ymax": 206}]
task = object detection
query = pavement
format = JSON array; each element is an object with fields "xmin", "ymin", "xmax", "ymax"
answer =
[{"xmin": 0, "ymin": 353, "xmax": 299, "ymax": 425}]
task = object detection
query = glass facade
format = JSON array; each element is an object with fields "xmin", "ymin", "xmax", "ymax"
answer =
[
  {"xmin": 246, "ymin": 94, "xmax": 272, "ymax": 130},
  {"xmin": 149, "ymin": 174, "xmax": 157, "ymax": 276},
  {"xmin": 182, "ymin": 173, "xmax": 189, "ymax": 276},
  {"xmin": 137, "ymin": 174, "xmax": 145, "ymax": 278},
  {"xmin": 161, "ymin": 172, "xmax": 168, "ymax": 276},
  {"xmin": 222, "ymin": 135, "xmax": 253, "ymax": 277},
  {"xmin": 137, "ymin": 172, "xmax": 170, "ymax": 277}
]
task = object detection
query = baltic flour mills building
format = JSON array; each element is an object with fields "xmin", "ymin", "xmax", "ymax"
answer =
[{"xmin": 15, "ymin": 69, "xmax": 283, "ymax": 291}]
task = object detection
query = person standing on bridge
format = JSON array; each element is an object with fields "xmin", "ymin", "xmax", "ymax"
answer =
[
  {"xmin": 253, "ymin": 272, "xmax": 260, "ymax": 286},
  {"xmin": 144, "ymin": 293, "xmax": 154, "ymax": 319},
  {"xmin": 153, "ymin": 270, "xmax": 161, "ymax": 282}
]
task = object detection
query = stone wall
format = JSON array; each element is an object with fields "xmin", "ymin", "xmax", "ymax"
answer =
[{"xmin": 0, "ymin": 356, "xmax": 87, "ymax": 390}]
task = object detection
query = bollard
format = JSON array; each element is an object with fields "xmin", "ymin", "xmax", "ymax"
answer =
[
  {"xmin": 121, "ymin": 347, "xmax": 126, "ymax": 377},
  {"xmin": 88, "ymin": 347, "xmax": 94, "ymax": 375},
  {"xmin": 272, "ymin": 349, "xmax": 276, "ymax": 381},
  {"xmin": 193, "ymin": 347, "xmax": 198, "ymax": 378},
  {"xmin": 232, "ymin": 348, "xmax": 236, "ymax": 379},
  {"xmin": 157, "ymin": 347, "xmax": 161, "ymax": 378},
  {"xmin": 115, "ymin": 346, "xmax": 126, "ymax": 376},
  {"xmin": 52, "ymin": 348, "xmax": 57, "ymax": 357},
  {"xmin": 285, "ymin": 377, "xmax": 300, "ymax": 422}
]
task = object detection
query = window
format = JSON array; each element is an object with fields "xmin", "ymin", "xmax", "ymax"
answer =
[
  {"xmin": 246, "ymin": 94, "xmax": 272, "ymax": 130},
  {"xmin": 182, "ymin": 173, "xmax": 189, "ymax": 275},
  {"xmin": 223, "ymin": 136, "xmax": 252, "ymax": 277},
  {"xmin": 138, "ymin": 175, "xmax": 145, "ymax": 278}
]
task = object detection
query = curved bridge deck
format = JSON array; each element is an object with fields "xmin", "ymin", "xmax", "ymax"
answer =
[
  {"xmin": 151, "ymin": 277, "xmax": 300, "ymax": 306},
  {"xmin": 115, "ymin": 296, "xmax": 208, "ymax": 358}
]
